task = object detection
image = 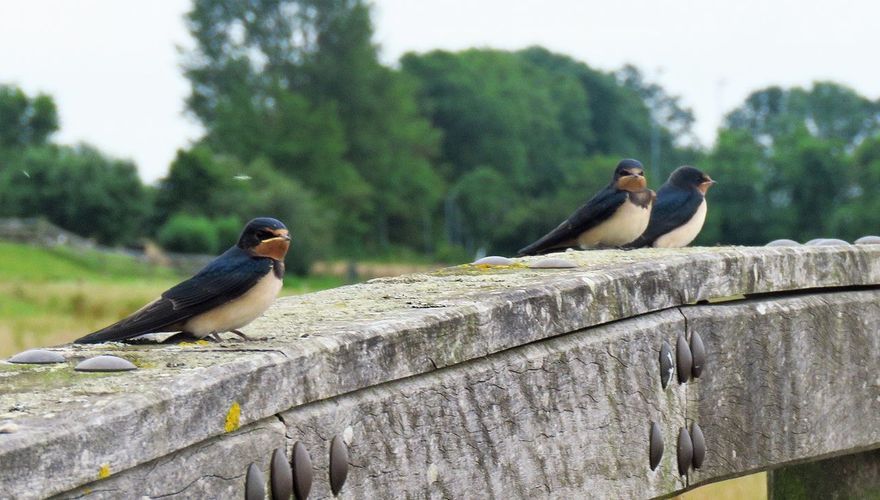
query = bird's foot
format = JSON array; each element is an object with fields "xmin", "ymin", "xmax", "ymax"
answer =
[
  {"xmin": 229, "ymin": 329, "xmax": 267, "ymax": 341},
  {"xmin": 230, "ymin": 329, "xmax": 252, "ymax": 341}
]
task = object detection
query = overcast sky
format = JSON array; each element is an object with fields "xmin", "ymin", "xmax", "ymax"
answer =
[{"xmin": 1, "ymin": 0, "xmax": 878, "ymax": 183}]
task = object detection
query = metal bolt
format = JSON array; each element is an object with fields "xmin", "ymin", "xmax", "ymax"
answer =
[
  {"xmin": 329, "ymin": 435, "xmax": 349, "ymax": 497},
  {"xmin": 649, "ymin": 422, "xmax": 664, "ymax": 470},
  {"xmin": 472, "ymin": 256, "xmax": 514, "ymax": 266},
  {"xmin": 690, "ymin": 332, "xmax": 706, "ymax": 378},
  {"xmin": 75, "ymin": 355, "xmax": 137, "ymax": 372},
  {"xmin": 676, "ymin": 334, "xmax": 692, "ymax": 384},
  {"xmin": 8, "ymin": 349, "xmax": 65, "ymax": 364},
  {"xmin": 855, "ymin": 235, "xmax": 880, "ymax": 245},
  {"xmin": 691, "ymin": 423, "xmax": 706, "ymax": 469},
  {"xmin": 292, "ymin": 441, "xmax": 313, "ymax": 500},
  {"xmin": 659, "ymin": 341, "xmax": 674, "ymax": 389},
  {"xmin": 529, "ymin": 258, "xmax": 577, "ymax": 269},
  {"xmin": 271, "ymin": 447, "xmax": 292, "ymax": 500},
  {"xmin": 245, "ymin": 463, "xmax": 265, "ymax": 500},
  {"xmin": 765, "ymin": 239, "xmax": 800, "ymax": 247},
  {"xmin": 677, "ymin": 427, "xmax": 693, "ymax": 476}
]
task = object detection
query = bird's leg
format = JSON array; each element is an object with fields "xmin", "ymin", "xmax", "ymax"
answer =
[
  {"xmin": 209, "ymin": 333, "xmax": 223, "ymax": 342},
  {"xmin": 230, "ymin": 329, "xmax": 253, "ymax": 341}
]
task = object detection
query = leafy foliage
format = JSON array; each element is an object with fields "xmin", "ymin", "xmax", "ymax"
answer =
[
  {"xmin": 157, "ymin": 214, "xmax": 221, "ymax": 254},
  {"xmin": 0, "ymin": 144, "xmax": 151, "ymax": 245},
  {"xmin": 3, "ymin": 3, "xmax": 879, "ymax": 268}
]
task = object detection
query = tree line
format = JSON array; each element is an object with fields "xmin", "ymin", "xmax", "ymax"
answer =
[{"xmin": 1, "ymin": 0, "xmax": 878, "ymax": 274}]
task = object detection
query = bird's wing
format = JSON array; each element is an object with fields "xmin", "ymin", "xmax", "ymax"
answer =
[
  {"xmin": 74, "ymin": 248, "xmax": 273, "ymax": 343},
  {"xmin": 627, "ymin": 187, "xmax": 703, "ymax": 248},
  {"xmin": 517, "ymin": 188, "xmax": 627, "ymax": 256}
]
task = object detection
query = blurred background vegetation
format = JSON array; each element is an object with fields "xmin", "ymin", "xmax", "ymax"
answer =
[{"xmin": 2, "ymin": 0, "xmax": 878, "ymax": 276}]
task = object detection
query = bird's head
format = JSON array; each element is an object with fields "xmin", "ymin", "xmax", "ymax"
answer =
[
  {"xmin": 238, "ymin": 217, "xmax": 291, "ymax": 260},
  {"xmin": 613, "ymin": 159, "xmax": 647, "ymax": 192},
  {"xmin": 669, "ymin": 166, "xmax": 716, "ymax": 194}
]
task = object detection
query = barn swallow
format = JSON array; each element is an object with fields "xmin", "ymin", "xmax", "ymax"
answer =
[
  {"xmin": 517, "ymin": 159, "xmax": 655, "ymax": 256},
  {"xmin": 626, "ymin": 166, "xmax": 715, "ymax": 248},
  {"xmin": 74, "ymin": 217, "xmax": 291, "ymax": 344}
]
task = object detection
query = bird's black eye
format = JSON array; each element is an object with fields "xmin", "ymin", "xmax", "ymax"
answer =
[{"xmin": 258, "ymin": 229, "xmax": 274, "ymax": 240}]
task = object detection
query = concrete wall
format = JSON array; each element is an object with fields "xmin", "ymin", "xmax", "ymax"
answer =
[{"xmin": 1, "ymin": 245, "xmax": 878, "ymax": 499}]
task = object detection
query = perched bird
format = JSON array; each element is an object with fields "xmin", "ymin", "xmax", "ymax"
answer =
[
  {"xmin": 626, "ymin": 166, "xmax": 715, "ymax": 248},
  {"xmin": 75, "ymin": 217, "xmax": 290, "ymax": 344},
  {"xmin": 517, "ymin": 159, "xmax": 655, "ymax": 256}
]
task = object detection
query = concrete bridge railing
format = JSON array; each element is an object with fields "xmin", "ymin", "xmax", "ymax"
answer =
[{"xmin": 1, "ymin": 245, "xmax": 878, "ymax": 499}]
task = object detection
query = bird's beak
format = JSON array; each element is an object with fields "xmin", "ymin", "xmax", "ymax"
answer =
[{"xmin": 698, "ymin": 177, "xmax": 716, "ymax": 194}]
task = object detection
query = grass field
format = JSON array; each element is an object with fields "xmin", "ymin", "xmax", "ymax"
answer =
[{"xmin": 0, "ymin": 242, "xmax": 343, "ymax": 356}]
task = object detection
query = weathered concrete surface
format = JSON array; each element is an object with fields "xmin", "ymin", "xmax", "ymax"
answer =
[
  {"xmin": 683, "ymin": 290, "xmax": 880, "ymax": 492},
  {"xmin": 40, "ymin": 290, "xmax": 880, "ymax": 499},
  {"xmin": 54, "ymin": 417, "xmax": 286, "ymax": 499},
  {"xmin": 1, "ymin": 246, "xmax": 878, "ymax": 498}
]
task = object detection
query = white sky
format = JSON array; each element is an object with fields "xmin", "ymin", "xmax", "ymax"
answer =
[{"xmin": 1, "ymin": 0, "xmax": 878, "ymax": 183}]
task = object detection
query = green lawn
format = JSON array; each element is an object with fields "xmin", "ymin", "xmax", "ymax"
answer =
[{"xmin": 0, "ymin": 242, "xmax": 343, "ymax": 356}]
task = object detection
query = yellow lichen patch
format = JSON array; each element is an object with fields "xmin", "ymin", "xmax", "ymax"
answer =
[
  {"xmin": 98, "ymin": 463, "xmax": 111, "ymax": 479},
  {"xmin": 225, "ymin": 402, "xmax": 241, "ymax": 432},
  {"xmin": 178, "ymin": 340, "xmax": 210, "ymax": 347}
]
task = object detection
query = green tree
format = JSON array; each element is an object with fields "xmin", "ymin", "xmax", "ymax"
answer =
[
  {"xmin": 0, "ymin": 145, "xmax": 150, "ymax": 245},
  {"xmin": 830, "ymin": 134, "xmax": 880, "ymax": 240},
  {"xmin": 725, "ymin": 82, "xmax": 880, "ymax": 149},
  {"xmin": 0, "ymin": 84, "xmax": 58, "ymax": 153},
  {"xmin": 154, "ymin": 147, "xmax": 331, "ymax": 274},
  {"xmin": 182, "ymin": 0, "xmax": 441, "ymax": 253},
  {"xmin": 768, "ymin": 127, "xmax": 849, "ymax": 241},
  {"xmin": 698, "ymin": 129, "xmax": 768, "ymax": 245}
]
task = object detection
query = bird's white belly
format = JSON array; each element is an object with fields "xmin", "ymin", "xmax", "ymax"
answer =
[
  {"xmin": 182, "ymin": 272, "xmax": 283, "ymax": 336},
  {"xmin": 655, "ymin": 199, "xmax": 707, "ymax": 248},
  {"xmin": 578, "ymin": 199, "xmax": 652, "ymax": 247}
]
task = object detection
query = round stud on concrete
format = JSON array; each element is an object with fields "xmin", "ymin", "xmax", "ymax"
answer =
[
  {"xmin": 649, "ymin": 421, "xmax": 664, "ymax": 471},
  {"xmin": 291, "ymin": 441, "xmax": 313, "ymax": 500},
  {"xmin": 472, "ymin": 256, "xmax": 513, "ymax": 266},
  {"xmin": 691, "ymin": 423, "xmax": 706, "ymax": 469},
  {"xmin": 8, "ymin": 349, "xmax": 65, "ymax": 364},
  {"xmin": 765, "ymin": 239, "xmax": 800, "ymax": 247},
  {"xmin": 855, "ymin": 235, "xmax": 880, "ymax": 245},
  {"xmin": 813, "ymin": 238, "xmax": 850, "ymax": 246},
  {"xmin": 529, "ymin": 258, "xmax": 578, "ymax": 269},
  {"xmin": 74, "ymin": 355, "xmax": 137, "ymax": 372},
  {"xmin": 246, "ymin": 463, "xmax": 266, "ymax": 500},
  {"xmin": 677, "ymin": 427, "xmax": 693, "ymax": 476},
  {"xmin": 270, "ymin": 447, "xmax": 293, "ymax": 500},
  {"xmin": 659, "ymin": 341, "xmax": 674, "ymax": 390},
  {"xmin": 804, "ymin": 238, "xmax": 827, "ymax": 246},
  {"xmin": 329, "ymin": 435, "xmax": 349, "ymax": 497},
  {"xmin": 676, "ymin": 334, "xmax": 692, "ymax": 384},
  {"xmin": 690, "ymin": 332, "xmax": 707, "ymax": 378}
]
